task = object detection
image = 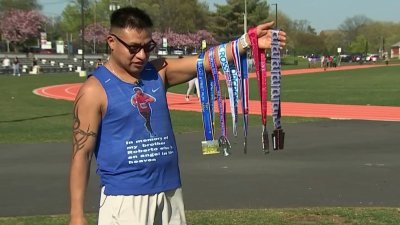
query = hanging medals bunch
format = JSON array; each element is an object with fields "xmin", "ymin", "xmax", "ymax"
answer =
[{"xmin": 196, "ymin": 28, "xmax": 284, "ymax": 156}]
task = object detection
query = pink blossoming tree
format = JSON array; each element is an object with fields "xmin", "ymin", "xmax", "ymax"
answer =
[{"xmin": 0, "ymin": 10, "xmax": 48, "ymax": 51}]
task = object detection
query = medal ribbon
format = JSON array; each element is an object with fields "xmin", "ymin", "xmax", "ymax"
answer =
[
  {"xmin": 270, "ymin": 30, "xmax": 285, "ymax": 150},
  {"xmin": 230, "ymin": 41, "xmax": 240, "ymax": 137},
  {"xmin": 209, "ymin": 47, "xmax": 225, "ymax": 138},
  {"xmin": 197, "ymin": 52, "xmax": 214, "ymax": 141},
  {"xmin": 248, "ymin": 28, "xmax": 269, "ymax": 152},
  {"xmin": 218, "ymin": 44, "xmax": 239, "ymax": 137},
  {"xmin": 270, "ymin": 30, "xmax": 282, "ymax": 130},
  {"xmin": 232, "ymin": 39, "xmax": 250, "ymax": 153},
  {"xmin": 209, "ymin": 47, "xmax": 231, "ymax": 156},
  {"xmin": 239, "ymin": 49, "xmax": 249, "ymax": 153}
]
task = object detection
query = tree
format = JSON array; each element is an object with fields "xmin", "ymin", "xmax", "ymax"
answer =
[
  {"xmin": 278, "ymin": 16, "xmax": 321, "ymax": 56},
  {"xmin": 339, "ymin": 15, "xmax": 372, "ymax": 44},
  {"xmin": 84, "ymin": 23, "xmax": 108, "ymax": 53},
  {"xmin": 0, "ymin": 10, "xmax": 48, "ymax": 52},
  {"xmin": 292, "ymin": 32, "xmax": 325, "ymax": 56},
  {"xmin": 290, "ymin": 19, "xmax": 316, "ymax": 35},
  {"xmin": 347, "ymin": 34, "xmax": 368, "ymax": 54},
  {"xmin": 0, "ymin": 0, "xmax": 41, "ymax": 12},
  {"xmin": 209, "ymin": 0, "xmax": 269, "ymax": 42},
  {"xmin": 60, "ymin": 0, "xmax": 92, "ymax": 31},
  {"xmin": 57, "ymin": 0, "xmax": 210, "ymax": 52},
  {"xmin": 154, "ymin": 0, "xmax": 209, "ymax": 33},
  {"xmin": 267, "ymin": 9, "xmax": 291, "ymax": 32},
  {"xmin": 152, "ymin": 30, "xmax": 217, "ymax": 51},
  {"xmin": 84, "ymin": 23, "xmax": 108, "ymax": 43},
  {"xmin": 320, "ymin": 30, "xmax": 346, "ymax": 54}
]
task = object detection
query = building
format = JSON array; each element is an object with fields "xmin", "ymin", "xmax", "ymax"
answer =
[{"xmin": 390, "ymin": 41, "xmax": 400, "ymax": 58}]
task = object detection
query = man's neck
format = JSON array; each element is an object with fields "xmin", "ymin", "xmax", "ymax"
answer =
[{"xmin": 106, "ymin": 60, "xmax": 141, "ymax": 85}]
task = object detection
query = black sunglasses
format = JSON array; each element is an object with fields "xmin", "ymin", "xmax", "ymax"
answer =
[{"xmin": 110, "ymin": 33, "xmax": 157, "ymax": 55}]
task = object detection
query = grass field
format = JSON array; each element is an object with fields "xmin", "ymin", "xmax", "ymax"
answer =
[
  {"xmin": 0, "ymin": 208, "xmax": 399, "ymax": 225},
  {"xmin": 1, "ymin": 64, "xmax": 399, "ymax": 224},
  {"xmin": 1, "ymin": 65, "xmax": 399, "ymax": 143}
]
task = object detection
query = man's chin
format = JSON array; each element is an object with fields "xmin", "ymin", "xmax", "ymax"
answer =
[{"xmin": 129, "ymin": 66, "xmax": 144, "ymax": 75}]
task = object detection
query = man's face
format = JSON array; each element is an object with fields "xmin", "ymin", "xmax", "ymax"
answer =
[
  {"xmin": 108, "ymin": 28, "xmax": 154, "ymax": 75},
  {"xmin": 135, "ymin": 89, "xmax": 143, "ymax": 95}
]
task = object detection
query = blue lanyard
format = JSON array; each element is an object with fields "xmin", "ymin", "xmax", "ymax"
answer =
[
  {"xmin": 239, "ymin": 45, "xmax": 249, "ymax": 153},
  {"xmin": 209, "ymin": 47, "xmax": 231, "ymax": 156},
  {"xmin": 197, "ymin": 52, "xmax": 214, "ymax": 141},
  {"xmin": 230, "ymin": 41, "xmax": 240, "ymax": 137},
  {"xmin": 209, "ymin": 47, "xmax": 225, "ymax": 138},
  {"xmin": 228, "ymin": 63, "xmax": 239, "ymax": 136}
]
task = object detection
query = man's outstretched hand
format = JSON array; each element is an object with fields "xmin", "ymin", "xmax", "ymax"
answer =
[{"xmin": 254, "ymin": 21, "xmax": 287, "ymax": 49}]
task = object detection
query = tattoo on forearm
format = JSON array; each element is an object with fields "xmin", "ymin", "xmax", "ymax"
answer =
[{"xmin": 72, "ymin": 94, "xmax": 97, "ymax": 158}]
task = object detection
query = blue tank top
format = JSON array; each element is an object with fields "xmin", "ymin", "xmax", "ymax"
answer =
[{"xmin": 92, "ymin": 64, "xmax": 181, "ymax": 195}]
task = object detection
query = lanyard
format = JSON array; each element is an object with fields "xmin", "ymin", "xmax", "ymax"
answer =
[
  {"xmin": 232, "ymin": 39, "xmax": 249, "ymax": 152},
  {"xmin": 197, "ymin": 52, "xmax": 213, "ymax": 141},
  {"xmin": 239, "ymin": 51, "xmax": 249, "ymax": 153},
  {"xmin": 209, "ymin": 47, "xmax": 231, "ymax": 156},
  {"xmin": 197, "ymin": 52, "xmax": 220, "ymax": 155},
  {"xmin": 270, "ymin": 30, "xmax": 285, "ymax": 150},
  {"xmin": 248, "ymin": 28, "xmax": 269, "ymax": 153},
  {"xmin": 230, "ymin": 42, "xmax": 240, "ymax": 137},
  {"xmin": 218, "ymin": 44, "xmax": 239, "ymax": 137}
]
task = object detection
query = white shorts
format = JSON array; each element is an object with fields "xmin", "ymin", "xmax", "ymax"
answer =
[{"xmin": 98, "ymin": 187, "xmax": 187, "ymax": 225}]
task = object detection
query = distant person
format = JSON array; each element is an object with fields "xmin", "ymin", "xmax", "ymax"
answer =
[
  {"xmin": 332, "ymin": 55, "xmax": 337, "ymax": 68},
  {"xmin": 185, "ymin": 77, "xmax": 199, "ymax": 101},
  {"xmin": 2, "ymin": 56, "xmax": 11, "ymax": 73},
  {"xmin": 328, "ymin": 56, "xmax": 333, "ymax": 67},
  {"xmin": 13, "ymin": 57, "xmax": 20, "ymax": 76},
  {"xmin": 30, "ymin": 57, "xmax": 40, "ymax": 74},
  {"xmin": 32, "ymin": 57, "xmax": 38, "ymax": 67},
  {"xmin": 385, "ymin": 54, "xmax": 389, "ymax": 66},
  {"xmin": 96, "ymin": 58, "xmax": 103, "ymax": 68},
  {"xmin": 323, "ymin": 55, "xmax": 328, "ymax": 71},
  {"xmin": 320, "ymin": 55, "xmax": 325, "ymax": 68}
]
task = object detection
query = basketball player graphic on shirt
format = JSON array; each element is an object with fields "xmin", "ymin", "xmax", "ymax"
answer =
[{"xmin": 131, "ymin": 87, "xmax": 156, "ymax": 137}]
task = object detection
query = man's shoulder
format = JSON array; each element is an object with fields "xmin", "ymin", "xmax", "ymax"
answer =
[
  {"xmin": 81, "ymin": 76, "xmax": 103, "ymax": 93},
  {"xmin": 149, "ymin": 58, "xmax": 167, "ymax": 73},
  {"xmin": 75, "ymin": 76, "xmax": 106, "ymax": 107}
]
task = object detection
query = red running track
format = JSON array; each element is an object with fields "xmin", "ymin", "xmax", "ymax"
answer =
[{"xmin": 33, "ymin": 64, "xmax": 400, "ymax": 122}]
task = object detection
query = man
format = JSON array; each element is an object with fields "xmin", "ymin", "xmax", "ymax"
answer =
[
  {"xmin": 2, "ymin": 56, "xmax": 11, "ymax": 74},
  {"xmin": 69, "ymin": 6, "xmax": 286, "ymax": 225}
]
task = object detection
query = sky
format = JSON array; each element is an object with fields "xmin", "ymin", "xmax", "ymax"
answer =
[{"xmin": 39, "ymin": 0, "xmax": 400, "ymax": 33}]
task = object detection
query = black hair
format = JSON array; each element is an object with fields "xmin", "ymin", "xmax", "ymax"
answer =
[
  {"xmin": 133, "ymin": 87, "xmax": 142, "ymax": 92},
  {"xmin": 110, "ymin": 7, "xmax": 153, "ymax": 30}
]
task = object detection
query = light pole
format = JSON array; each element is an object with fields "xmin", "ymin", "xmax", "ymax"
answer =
[
  {"xmin": 243, "ymin": 0, "xmax": 247, "ymax": 33},
  {"xmin": 93, "ymin": 0, "xmax": 97, "ymax": 54},
  {"xmin": 81, "ymin": 0, "xmax": 85, "ymax": 72},
  {"xmin": 271, "ymin": 3, "xmax": 278, "ymax": 28}
]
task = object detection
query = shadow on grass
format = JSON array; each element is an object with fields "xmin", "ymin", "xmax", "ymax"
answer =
[{"xmin": 0, "ymin": 113, "xmax": 71, "ymax": 123}]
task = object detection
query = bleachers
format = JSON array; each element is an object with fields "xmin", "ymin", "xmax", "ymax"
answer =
[{"xmin": 1, "ymin": 54, "xmax": 105, "ymax": 75}]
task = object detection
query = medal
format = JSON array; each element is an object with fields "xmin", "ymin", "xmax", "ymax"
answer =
[{"xmin": 197, "ymin": 52, "xmax": 220, "ymax": 155}]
